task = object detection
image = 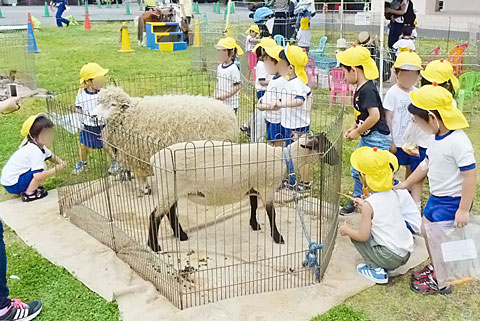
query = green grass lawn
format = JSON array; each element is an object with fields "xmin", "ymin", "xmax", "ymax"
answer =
[{"xmin": 0, "ymin": 22, "xmax": 479, "ymax": 321}]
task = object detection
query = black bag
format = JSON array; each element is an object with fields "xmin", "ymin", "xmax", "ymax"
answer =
[{"xmin": 403, "ymin": 0, "xmax": 416, "ymax": 25}]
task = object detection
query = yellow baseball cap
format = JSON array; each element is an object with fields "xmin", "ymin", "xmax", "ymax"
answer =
[
  {"xmin": 351, "ymin": 147, "xmax": 399, "ymax": 193},
  {"xmin": 285, "ymin": 44, "xmax": 308, "ymax": 84},
  {"xmin": 299, "ymin": 17, "xmax": 310, "ymax": 31},
  {"xmin": 394, "ymin": 49, "xmax": 422, "ymax": 71},
  {"xmin": 410, "ymin": 84, "xmax": 469, "ymax": 130},
  {"xmin": 246, "ymin": 24, "xmax": 260, "ymax": 34},
  {"xmin": 252, "ymin": 36, "xmax": 277, "ymax": 53},
  {"xmin": 21, "ymin": 113, "xmax": 48, "ymax": 137},
  {"xmin": 421, "ymin": 59, "xmax": 460, "ymax": 92},
  {"xmin": 336, "ymin": 44, "xmax": 379, "ymax": 80},
  {"xmin": 215, "ymin": 37, "xmax": 244, "ymax": 56},
  {"xmin": 79, "ymin": 63, "xmax": 109, "ymax": 85},
  {"xmin": 264, "ymin": 45, "xmax": 284, "ymax": 62}
]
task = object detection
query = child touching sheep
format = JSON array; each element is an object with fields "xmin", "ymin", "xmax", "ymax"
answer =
[
  {"xmin": 339, "ymin": 147, "xmax": 416, "ymax": 284},
  {"xmin": 245, "ymin": 25, "xmax": 260, "ymax": 53},
  {"xmin": 395, "ymin": 84, "xmax": 476, "ymax": 294},
  {"xmin": 336, "ymin": 45, "xmax": 392, "ymax": 215},
  {"xmin": 1, "ymin": 114, "xmax": 66, "ymax": 202},
  {"xmin": 215, "ymin": 37, "xmax": 244, "ymax": 113},
  {"xmin": 72, "ymin": 62, "xmax": 109, "ymax": 174},
  {"xmin": 256, "ymin": 45, "xmax": 288, "ymax": 144},
  {"xmin": 383, "ymin": 50, "xmax": 424, "ymax": 205}
]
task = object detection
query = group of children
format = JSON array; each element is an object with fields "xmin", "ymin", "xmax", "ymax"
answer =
[{"xmin": 337, "ymin": 43, "xmax": 476, "ymax": 295}]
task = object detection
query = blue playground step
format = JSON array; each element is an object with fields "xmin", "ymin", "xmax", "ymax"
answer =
[{"xmin": 146, "ymin": 22, "xmax": 187, "ymax": 52}]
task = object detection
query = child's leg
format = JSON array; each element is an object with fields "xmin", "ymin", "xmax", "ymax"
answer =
[
  {"xmin": 352, "ymin": 238, "xmax": 410, "ymax": 271},
  {"xmin": 79, "ymin": 144, "xmax": 89, "ymax": 163}
]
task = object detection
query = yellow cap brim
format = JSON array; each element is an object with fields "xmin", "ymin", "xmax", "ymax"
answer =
[
  {"xmin": 410, "ymin": 91, "xmax": 469, "ymax": 130},
  {"xmin": 420, "ymin": 69, "xmax": 460, "ymax": 92},
  {"xmin": 264, "ymin": 45, "xmax": 283, "ymax": 61},
  {"xmin": 21, "ymin": 113, "xmax": 48, "ymax": 137},
  {"xmin": 79, "ymin": 68, "xmax": 109, "ymax": 84},
  {"xmin": 215, "ymin": 44, "xmax": 244, "ymax": 56},
  {"xmin": 336, "ymin": 51, "xmax": 379, "ymax": 80}
]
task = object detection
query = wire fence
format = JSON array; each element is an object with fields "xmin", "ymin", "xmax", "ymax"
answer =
[{"xmin": 46, "ymin": 71, "xmax": 344, "ymax": 309}]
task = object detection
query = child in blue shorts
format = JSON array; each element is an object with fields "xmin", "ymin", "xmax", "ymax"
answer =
[
  {"xmin": 72, "ymin": 62, "xmax": 109, "ymax": 174},
  {"xmin": 396, "ymin": 84, "xmax": 476, "ymax": 295},
  {"xmin": 1, "ymin": 114, "xmax": 66, "ymax": 202}
]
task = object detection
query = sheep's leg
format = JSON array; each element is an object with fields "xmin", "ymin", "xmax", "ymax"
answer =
[
  {"xmin": 168, "ymin": 202, "xmax": 188, "ymax": 241},
  {"xmin": 249, "ymin": 195, "xmax": 261, "ymax": 231},
  {"xmin": 147, "ymin": 208, "xmax": 162, "ymax": 252},
  {"xmin": 266, "ymin": 203, "xmax": 285, "ymax": 244}
]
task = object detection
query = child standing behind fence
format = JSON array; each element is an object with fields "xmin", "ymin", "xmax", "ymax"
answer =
[
  {"xmin": 296, "ymin": 17, "xmax": 312, "ymax": 53},
  {"xmin": 244, "ymin": 25, "xmax": 260, "ymax": 53},
  {"xmin": 214, "ymin": 37, "xmax": 243, "ymax": 114},
  {"xmin": 396, "ymin": 84, "xmax": 476, "ymax": 295},
  {"xmin": 1, "ymin": 114, "xmax": 66, "ymax": 202},
  {"xmin": 336, "ymin": 45, "xmax": 392, "ymax": 215},
  {"xmin": 72, "ymin": 62, "xmax": 109, "ymax": 174}
]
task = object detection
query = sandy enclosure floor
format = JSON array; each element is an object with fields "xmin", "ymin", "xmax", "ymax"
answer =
[{"xmin": 60, "ymin": 176, "xmax": 338, "ymax": 307}]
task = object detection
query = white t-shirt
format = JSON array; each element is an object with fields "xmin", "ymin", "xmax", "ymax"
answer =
[
  {"xmin": 1, "ymin": 143, "xmax": 52, "ymax": 186},
  {"xmin": 216, "ymin": 63, "xmax": 241, "ymax": 111},
  {"xmin": 244, "ymin": 35, "xmax": 256, "ymax": 52},
  {"xmin": 262, "ymin": 75, "xmax": 288, "ymax": 123},
  {"xmin": 424, "ymin": 130, "xmax": 476, "ymax": 197},
  {"xmin": 255, "ymin": 61, "xmax": 271, "ymax": 92},
  {"xmin": 396, "ymin": 189, "xmax": 422, "ymax": 234},
  {"xmin": 383, "ymin": 84, "xmax": 417, "ymax": 147},
  {"xmin": 280, "ymin": 77, "xmax": 311, "ymax": 129},
  {"xmin": 393, "ymin": 39, "xmax": 416, "ymax": 55},
  {"xmin": 366, "ymin": 190, "xmax": 415, "ymax": 257},
  {"xmin": 75, "ymin": 88, "xmax": 104, "ymax": 127},
  {"xmin": 296, "ymin": 30, "xmax": 311, "ymax": 48}
]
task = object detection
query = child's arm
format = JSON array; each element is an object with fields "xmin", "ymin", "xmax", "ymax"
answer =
[
  {"xmin": 339, "ymin": 202, "xmax": 373, "ymax": 242},
  {"xmin": 454, "ymin": 168, "xmax": 476, "ymax": 228},
  {"xmin": 259, "ymin": 79, "xmax": 269, "ymax": 86},
  {"xmin": 345, "ymin": 107, "xmax": 380, "ymax": 140},
  {"xmin": 49, "ymin": 154, "xmax": 65, "ymax": 166},
  {"xmin": 259, "ymin": 96, "xmax": 304, "ymax": 111},
  {"xmin": 394, "ymin": 161, "xmax": 428, "ymax": 190},
  {"xmin": 216, "ymin": 83, "xmax": 241, "ymax": 100},
  {"xmin": 0, "ymin": 97, "xmax": 21, "ymax": 114},
  {"xmin": 33, "ymin": 162, "xmax": 66, "ymax": 182}
]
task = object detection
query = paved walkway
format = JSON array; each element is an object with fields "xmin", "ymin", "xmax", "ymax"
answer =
[{"xmin": 0, "ymin": 3, "xmax": 251, "ymax": 26}]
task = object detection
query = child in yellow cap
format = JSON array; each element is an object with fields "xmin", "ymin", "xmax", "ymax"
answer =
[
  {"xmin": 296, "ymin": 17, "xmax": 312, "ymax": 53},
  {"xmin": 339, "ymin": 146, "xmax": 417, "ymax": 284},
  {"xmin": 396, "ymin": 84, "xmax": 476, "ymax": 295},
  {"xmin": 1, "ymin": 114, "xmax": 66, "ymax": 201},
  {"xmin": 420, "ymin": 58, "xmax": 459, "ymax": 97},
  {"xmin": 336, "ymin": 45, "xmax": 392, "ymax": 214},
  {"xmin": 256, "ymin": 44, "xmax": 288, "ymax": 144},
  {"xmin": 244, "ymin": 25, "xmax": 260, "ymax": 53},
  {"xmin": 214, "ymin": 37, "xmax": 243, "ymax": 113},
  {"xmin": 383, "ymin": 50, "xmax": 425, "ymax": 206},
  {"xmin": 73, "ymin": 62, "xmax": 109, "ymax": 175}
]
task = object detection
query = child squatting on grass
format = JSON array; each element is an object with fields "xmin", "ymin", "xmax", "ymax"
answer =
[
  {"xmin": 72, "ymin": 62, "xmax": 109, "ymax": 175},
  {"xmin": 395, "ymin": 84, "xmax": 477, "ymax": 295},
  {"xmin": 339, "ymin": 146, "xmax": 419, "ymax": 284},
  {"xmin": 1, "ymin": 114, "xmax": 66, "ymax": 202},
  {"xmin": 214, "ymin": 37, "xmax": 243, "ymax": 114},
  {"xmin": 336, "ymin": 45, "xmax": 392, "ymax": 215}
]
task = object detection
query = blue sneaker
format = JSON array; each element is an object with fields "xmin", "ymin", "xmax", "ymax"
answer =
[
  {"xmin": 108, "ymin": 160, "xmax": 119, "ymax": 175},
  {"xmin": 72, "ymin": 161, "xmax": 86, "ymax": 174},
  {"xmin": 356, "ymin": 264, "xmax": 388, "ymax": 284}
]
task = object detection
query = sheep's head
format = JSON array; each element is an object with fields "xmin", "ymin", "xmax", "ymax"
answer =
[
  {"xmin": 92, "ymin": 85, "xmax": 133, "ymax": 122},
  {"xmin": 298, "ymin": 132, "xmax": 340, "ymax": 166}
]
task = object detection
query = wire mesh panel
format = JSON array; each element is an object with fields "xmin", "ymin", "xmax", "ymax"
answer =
[
  {"xmin": 46, "ymin": 72, "xmax": 343, "ymax": 309},
  {"xmin": 0, "ymin": 29, "xmax": 37, "ymax": 90}
]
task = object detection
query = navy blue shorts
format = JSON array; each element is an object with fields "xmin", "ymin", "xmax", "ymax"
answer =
[
  {"xmin": 423, "ymin": 195, "xmax": 462, "ymax": 222},
  {"xmin": 265, "ymin": 120, "xmax": 283, "ymax": 142},
  {"xmin": 395, "ymin": 147, "xmax": 427, "ymax": 171},
  {"xmin": 281, "ymin": 125, "xmax": 310, "ymax": 146},
  {"xmin": 3, "ymin": 169, "xmax": 43, "ymax": 194},
  {"xmin": 257, "ymin": 91, "xmax": 265, "ymax": 100},
  {"xmin": 80, "ymin": 125, "xmax": 104, "ymax": 149}
]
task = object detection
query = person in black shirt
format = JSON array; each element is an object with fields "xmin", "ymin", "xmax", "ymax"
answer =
[{"xmin": 336, "ymin": 45, "xmax": 392, "ymax": 215}]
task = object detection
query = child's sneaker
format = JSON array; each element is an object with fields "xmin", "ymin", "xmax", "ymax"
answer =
[
  {"xmin": 282, "ymin": 179, "xmax": 311, "ymax": 192},
  {"xmin": 410, "ymin": 274, "xmax": 452, "ymax": 295},
  {"xmin": 72, "ymin": 161, "xmax": 86, "ymax": 174},
  {"xmin": 0, "ymin": 299, "xmax": 42, "ymax": 320},
  {"xmin": 21, "ymin": 189, "xmax": 48, "ymax": 203},
  {"xmin": 240, "ymin": 125, "xmax": 251, "ymax": 138},
  {"xmin": 356, "ymin": 264, "xmax": 389, "ymax": 284},
  {"xmin": 108, "ymin": 160, "xmax": 119, "ymax": 175},
  {"xmin": 412, "ymin": 263, "xmax": 434, "ymax": 281}
]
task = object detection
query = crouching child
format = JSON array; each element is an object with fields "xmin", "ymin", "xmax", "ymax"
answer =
[
  {"xmin": 339, "ymin": 146, "xmax": 416, "ymax": 284},
  {"xmin": 1, "ymin": 114, "xmax": 66, "ymax": 202}
]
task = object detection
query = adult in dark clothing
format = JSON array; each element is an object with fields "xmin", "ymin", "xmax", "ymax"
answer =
[
  {"xmin": 385, "ymin": 0, "xmax": 415, "ymax": 49},
  {"xmin": 55, "ymin": 0, "xmax": 70, "ymax": 28}
]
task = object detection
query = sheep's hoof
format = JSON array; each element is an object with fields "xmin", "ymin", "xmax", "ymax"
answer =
[
  {"xmin": 147, "ymin": 241, "xmax": 161, "ymax": 253},
  {"xmin": 250, "ymin": 221, "xmax": 261, "ymax": 231},
  {"xmin": 174, "ymin": 231, "xmax": 189, "ymax": 241},
  {"xmin": 273, "ymin": 233, "xmax": 285, "ymax": 244}
]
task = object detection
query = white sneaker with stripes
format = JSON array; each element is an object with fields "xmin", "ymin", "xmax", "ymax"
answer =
[
  {"xmin": 356, "ymin": 264, "xmax": 389, "ymax": 284},
  {"xmin": 0, "ymin": 299, "xmax": 42, "ymax": 321}
]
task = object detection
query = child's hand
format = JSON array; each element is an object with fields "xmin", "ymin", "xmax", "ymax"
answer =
[
  {"xmin": 345, "ymin": 129, "xmax": 360, "ymax": 141},
  {"xmin": 353, "ymin": 197, "xmax": 364, "ymax": 208},
  {"xmin": 0, "ymin": 97, "xmax": 21, "ymax": 114},
  {"xmin": 393, "ymin": 181, "xmax": 408, "ymax": 190},
  {"xmin": 56, "ymin": 161, "xmax": 67, "ymax": 171},
  {"xmin": 339, "ymin": 221, "xmax": 349, "ymax": 236},
  {"xmin": 256, "ymin": 103, "xmax": 269, "ymax": 111},
  {"xmin": 454, "ymin": 209, "xmax": 470, "ymax": 228}
]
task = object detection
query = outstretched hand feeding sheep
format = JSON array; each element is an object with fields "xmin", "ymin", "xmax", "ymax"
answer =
[
  {"xmin": 92, "ymin": 86, "xmax": 239, "ymax": 196},
  {"xmin": 147, "ymin": 132, "xmax": 340, "ymax": 252}
]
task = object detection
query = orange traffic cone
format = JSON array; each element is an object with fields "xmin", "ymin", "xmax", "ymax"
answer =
[
  {"xmin": 84, "ymin": 10, "xmax": 91, "ymax": 30},
  {"xmin": 28, "ymin": 12, "xmax": 34, "ymax": 32}
]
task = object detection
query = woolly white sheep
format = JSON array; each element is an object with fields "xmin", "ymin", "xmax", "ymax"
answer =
[
  {"xmin": 92, "ymin": 86, "xmax": 239, "ymax": 196},
  {"xmin": 147, "ymin": 133, "xmax": 339, "ymax": 252}
]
